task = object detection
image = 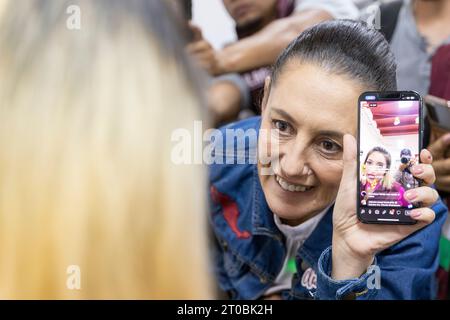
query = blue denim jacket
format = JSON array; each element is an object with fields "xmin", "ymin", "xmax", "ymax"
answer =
[{"xmin": 208, "ymin": 117, "xmax": 448, "ymax": 300}]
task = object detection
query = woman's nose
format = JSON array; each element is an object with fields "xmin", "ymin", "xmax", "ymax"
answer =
[{"xmin": 279, "ymin": 145, "xmax": 308, "ymax": 178}]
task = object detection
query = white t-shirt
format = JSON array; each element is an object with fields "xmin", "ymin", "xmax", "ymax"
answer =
[{"xmin": 264, "ymin": 205, "xmax": 331, "ymax": 296}]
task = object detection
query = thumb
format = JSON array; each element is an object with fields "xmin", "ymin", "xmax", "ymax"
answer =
[
  {"xmin": 340, "ymin": 134, "xmax": 357, "ymax": 188},
  {"xmin": 334, "ymin": 134, "xmax": 357, "ymax": 224},
  {"xmin": 427, "ymin": 133, "xmax": 450, "ymax": 160}
]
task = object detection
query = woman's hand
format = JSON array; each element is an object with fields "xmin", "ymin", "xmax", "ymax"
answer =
[{"xmin": 331, "ymin": 135, "xmax": 439, "ymax": 280}]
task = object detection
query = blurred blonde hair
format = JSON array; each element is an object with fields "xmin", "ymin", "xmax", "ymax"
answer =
[{"xmin": 0, "ymin": 0, "xmax": 213, "ymax": 299}]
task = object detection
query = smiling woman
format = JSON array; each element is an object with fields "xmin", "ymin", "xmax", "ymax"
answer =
[{"xmin": 209, "ymin": 20, "xmax": 448, "ymax": 300}]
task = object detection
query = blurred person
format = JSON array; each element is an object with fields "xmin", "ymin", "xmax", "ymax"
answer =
[
  {"xmin": 371, "ymin": 0, "xmax": 450, "ymax": 192},
  {"xmin": 424, "ymin": 22, "xmax": 450, "ymax": 299},
  {"xmin": 209, "ymin": 20, "xmax": 447, "ymax": 300},
  {"xmin": 361, "ymin": 147, "xmax": 409, "ymax": 207},
  {"xmin": 373, "ymin": 0, "xmax": 450, "ymax": 298},
  {"xmin": 374, "ymin": 1, "xmax": 450, "ymax": 191},
  {"xmin": 430, "ymin": 132, "xmax": 450, "ymax": 299},
  {"xmin": 427, "ymin": 46, "xmax": 450, "ymax": 195},
  {"xmin": 429, "ymin": 44, "xmax": 450, "ymax": 101},
  {"xmin": 187, "ymin": 0, "xmax": 359, "ymax": 126},
  {"xmin": 0, "ymin": 0, "xmax": 213, "ymax": 299},
  {"xmin": 374, "ymin": 0, "xmax": 450, "ymax": 96}
]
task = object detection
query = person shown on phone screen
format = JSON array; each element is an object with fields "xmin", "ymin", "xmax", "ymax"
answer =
[
  {"xmin": 394, "ymin": 148, "xmax": 420, "ymax": 191},
  {"xmin": 361, "ymin": 147, "xmax": 408, "ymax": 208}
]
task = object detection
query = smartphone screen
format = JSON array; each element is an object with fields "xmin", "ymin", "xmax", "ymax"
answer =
[{"xmin": 357, "ymin": 92, "xmax": 422, "ymax": 224}]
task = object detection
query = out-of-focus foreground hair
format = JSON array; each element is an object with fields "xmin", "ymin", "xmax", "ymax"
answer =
[{"xmin": 0, "ymin": 0, "xmax": 213, "ymax": 299}]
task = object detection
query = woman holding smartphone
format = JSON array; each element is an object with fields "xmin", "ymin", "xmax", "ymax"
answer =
[{"xmin": 209, "ymin": 20, "xmax": 447, "ymax": 299}]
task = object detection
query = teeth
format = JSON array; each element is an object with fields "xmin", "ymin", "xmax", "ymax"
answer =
[{"xmin": 275, "ymin": 175, "xmax": 312, "ymax": 193}]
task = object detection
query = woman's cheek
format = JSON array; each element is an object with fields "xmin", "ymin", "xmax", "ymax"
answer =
[{"xmin": 313, "ymin": 158, "xmax": 343, "ymax": 191}]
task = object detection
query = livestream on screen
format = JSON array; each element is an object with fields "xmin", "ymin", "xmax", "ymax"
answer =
[{"xmin": 359, "ymin": 100, "xmax": 420, "ymax": 219}]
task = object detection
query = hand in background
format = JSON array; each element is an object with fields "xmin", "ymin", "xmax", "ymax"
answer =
[
  {"xmin": 428, "ymin": 133, "xmax": 450, "ymax": 192},
  {"xmin": 185, "ymin": 23, "xmax": 224, "ymax": 76}
]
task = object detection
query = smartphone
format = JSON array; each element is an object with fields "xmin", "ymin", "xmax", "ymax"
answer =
[
  {"xmin": 357, "ymin": 91, "xmax": 423, "ymax": 225},
  {"xmin": 425, "ymin": 95, "xmax": 450, "ymax": 131}
]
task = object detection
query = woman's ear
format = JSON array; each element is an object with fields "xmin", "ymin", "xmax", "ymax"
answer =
[{"xmin": 261, "ymin": 76, "xmax": 271, "ymax": 114}]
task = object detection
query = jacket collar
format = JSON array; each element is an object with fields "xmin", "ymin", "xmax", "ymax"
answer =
[
  {"xmin": 299, "ymin": 207, "xmax": 334, "ymax": 265},
  {"xmin": 251, "ymin": 163, "xmax": 283, "ymax": 240}
]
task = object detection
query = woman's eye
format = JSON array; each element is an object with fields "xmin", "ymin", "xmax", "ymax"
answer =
[
  {"xmin": 272, "ymin": 120, "xmax": 290, "ymax": 133},
  {"xmin": 320, "ymin": 140, "xmax": 341, "ymax": 153}
]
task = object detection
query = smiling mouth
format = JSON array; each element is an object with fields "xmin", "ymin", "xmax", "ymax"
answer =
[{"xmin": 275, "ymin": 175, "xmax": 314, "ymax": 193}]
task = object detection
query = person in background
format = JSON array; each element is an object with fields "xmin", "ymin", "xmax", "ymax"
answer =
[
  {"xmin": 0, "ymin": 0, "xmax": 213, "ymax": 299},
  {"xmin": 430, "ymin": 131, "xmax": 450, "ymax": 299},
  {"xmin": 374, "ymin": 0, "xmax": 450, "ymax": 96},
  {"xmin": 425, "ymin": 14, "xmax": 450, "ymax": 297},
  {"xmin": 394, "ymin": 148, "xmax": 419, "ymax": 190},
  {"xmin": 187, "ymin": 0, "xmax": 359, "ymax": 126},
  {"xmin": 429, "ymin": 44, "xmax": 450, "ymax": 101},
  {"xmin": 370, "ymin": 0, "xmax": 450, "ymax": 299}
]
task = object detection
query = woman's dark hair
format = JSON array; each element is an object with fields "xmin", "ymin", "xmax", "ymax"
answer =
[
  {"xmin": 364, "ymin": 146, "xmax": 392, "ymax": 170},
  {"xmin": 271, "ymin": 20, "xmax": 397, "ymax": 91}
]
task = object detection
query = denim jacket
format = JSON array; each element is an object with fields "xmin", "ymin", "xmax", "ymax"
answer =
[{"xmin": 208, "ymin": 117, "xmax": 448, "ymax": 300}]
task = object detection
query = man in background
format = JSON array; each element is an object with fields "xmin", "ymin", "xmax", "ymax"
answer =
[{"xmin": 186, "ymin": 0, "xmax": 359, "ymax": 125}]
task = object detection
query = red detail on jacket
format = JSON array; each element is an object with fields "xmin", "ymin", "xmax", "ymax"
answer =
[{"xmin": 211, "ymin": 186, "xmax": 251, "ymax": 239}]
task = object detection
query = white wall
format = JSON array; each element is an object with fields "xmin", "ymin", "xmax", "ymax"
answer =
[
  {"xmin": 360, "ymin": 107, "xmax": 383, "ymax": 157},
  {"xmin": 192, "ymin": 0, "xmax": 236, "ymax": 49}
]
